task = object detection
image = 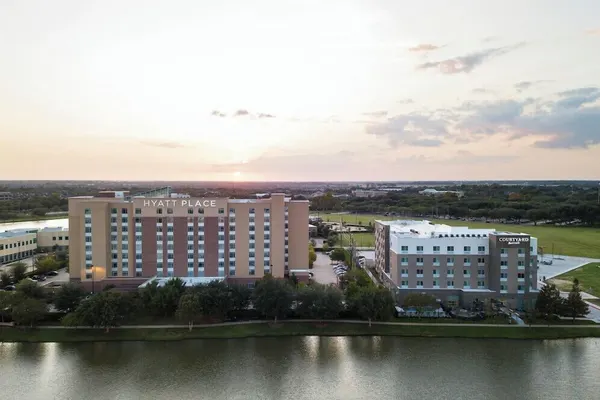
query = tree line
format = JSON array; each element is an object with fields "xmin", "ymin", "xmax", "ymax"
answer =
[
  {"xmin": 0, "ymin": 269, "xmax": 395, "ymax": 330},
  {"xmin": 534, "ymin": 279, "xmax": 589, "ymax": 322},
  {"xmin": 309, "ymin": 184, "xmax": 600, "ymax": 226}
]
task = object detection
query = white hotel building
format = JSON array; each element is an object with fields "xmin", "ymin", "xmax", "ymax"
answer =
[{"xmin": 374, "ymin": 220, "xmax": 539, "ymax": 310}]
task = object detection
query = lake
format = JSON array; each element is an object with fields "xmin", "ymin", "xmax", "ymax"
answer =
[
  {"xmin": 0, "ymin": 218, "xmax": 68, "ymax": 232},
  {"xmin": 1, "ymin": 336, "xmax": 599, "ymax": 400}
]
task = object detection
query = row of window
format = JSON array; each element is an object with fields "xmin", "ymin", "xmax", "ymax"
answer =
[
  {"xmin": 401, "ymin": 257, "xmax": 487, "ymax": 264},
  {"xmin": 51, "ymin": 236, "xmax": 68, "ymax": 241},
  {"xmin": 0, "ymin": 239, "xmax": 36, "ymax": 250},
  {"xmin": 399, "ymin": 245, "xmax": 535, "ymax": 253},
  {"xmin": 401, "ymin": 280, "xmax": 486, "ymax": 288},
  {"xmin": 0, "ymin": 250, "xmax": 34, "ymax": 264},
  {"xmin": 401, "ymin": 268, "xmax": 486, "ymax": 276}
]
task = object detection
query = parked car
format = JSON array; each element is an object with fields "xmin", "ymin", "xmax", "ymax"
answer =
[
  {"xmin": 46, "ymin": 271, "xmax": 59, "ymax": 277},
  {"xmin": 3, "ymin": 285, "xmax": 16, "ymax": 291}
]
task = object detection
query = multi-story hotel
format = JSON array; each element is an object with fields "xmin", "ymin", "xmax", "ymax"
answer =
[
  {"xmin": 69, "ymin": 188, "xmax": 309, "ymax": 290},
  {"xmin": 375, "ymin": 220, "xmax": 539, "ymax": 310}
]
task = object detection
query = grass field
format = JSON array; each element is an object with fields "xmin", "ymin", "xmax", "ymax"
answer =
[
  {"xmin": 2, "ymin": 321, "xmax": 600, "ymax": 342},
  {"xmin": 551, "ymin": 263, "xmax": 600, "ymax": 296},
  {"xmin": 320, "ymin": 213, "xmax": 600, "ymax": 258}
]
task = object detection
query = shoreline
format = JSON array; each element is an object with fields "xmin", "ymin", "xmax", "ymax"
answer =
[{"xmin": 2, "ymin": 320, "xmax": 600, "ymax": 343}]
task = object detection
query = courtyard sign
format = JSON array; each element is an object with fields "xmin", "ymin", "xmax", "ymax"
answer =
[
  {"xmin": 142, "ymin": 199, "xmax": 217, "ymax": 208},
  {"xmin": 498, "ymin": 237, "xmax": 530, "ymax": 245}
]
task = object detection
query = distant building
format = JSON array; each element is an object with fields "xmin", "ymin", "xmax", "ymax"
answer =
[
  {"xmin": 374, "ymin": 220, "xmax": 538, "ymax": 310},
  {"xmin": 37, "ymin": 227, "xmax": 69, "ymax": 250},
  {"xmin": 352, "ymin": 190, "xmax": 388, "ymax": 198},
  {"xmin": 0, "ymin": 192, "xmax": 13, "ymax": 201},
  {"xmin": 419, "ymin": 188, "xmax": 464, "ymax": 198}
]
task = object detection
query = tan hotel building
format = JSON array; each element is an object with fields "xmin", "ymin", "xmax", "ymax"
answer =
[
  {"xmin": 375, "ymin": 220, "xmax": 539, "ymax": 310},
  {"xmin": 69, "ymin": 189, "xmax": 309, "ymax": 289}
]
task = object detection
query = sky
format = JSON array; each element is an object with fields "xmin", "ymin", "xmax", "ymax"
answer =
[{"xmin": 1, "ymin": 0, "xmax": 600, "ymax": 182}]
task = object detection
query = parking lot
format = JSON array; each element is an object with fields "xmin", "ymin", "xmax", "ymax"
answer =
[{"xmin": 311, "ymin": 253, "xmax": 339, "ymax": 285}]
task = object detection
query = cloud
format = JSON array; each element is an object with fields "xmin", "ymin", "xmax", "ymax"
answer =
[
  {"xmin": 514, "ymin": 80, "xmax": 552, "ymax": 92},
  {"xmin": 210, "ymin": 110, "xmax": 226, "ymax": 117},
  {"xmin": 257, "ymin": 113, "xmax": 275, "ymax": 118},
  {"xmin": 366, "ymin": 114, "xmax": 448, "ymax": 147},
  {"xmin": 362, "ymin": 111, "xmax": 388, "ymax": 118},
  {"xmin": 417, "ymin": 43, "xmax": 525, "ymax": 74},
  {"xmin": 472, "ymin": 88, "xmax": 493, "ymax": 94},
  {"xmin": 366, "ymin": 86, "xmax": 600, "ymax": 149},
  {"xmin": 234, "ymin": 109, "xmax": 250, "ymax": 117},
  {"xmin": 139, "ymin": 140, "xmax": 186, "ymax": 149},
  {"xmin": 408, "ymin": 43, "xmax": 441, "ymax": 52},
  {"xmin": 585, "ymin": 28, "xmax": 600, "ymax": 35}
]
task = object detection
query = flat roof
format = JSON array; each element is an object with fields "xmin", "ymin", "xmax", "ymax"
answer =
[
  {"xmin": 138, "ymin": 276, "xmax": 225, "ymax": 288},
  {"xmin": 0, "ymin": 229, "xmax": 37, "ymax": 238},
  {"xmin": 39, "ymin": 227, "xmax": 68, "ymax": 232},
  {"xmin": 380, "ymin": 219, "xmax": 533, "ymax": 239}
]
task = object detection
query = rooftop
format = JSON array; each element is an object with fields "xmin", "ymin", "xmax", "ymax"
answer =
[
  {"xmin": 378, "ymin": 219, "xmax": 532, "ymax": 239},
  {"xmin": 39, "ymin": 227, "xmax": 68, "ymax": 232},
  {"xmin": 0, "ymin": 229, "xmax": 37, "ymax": 238}
]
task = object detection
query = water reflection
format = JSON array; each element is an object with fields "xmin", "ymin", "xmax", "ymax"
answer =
[{"xmin": 1, "ymin": 338, "xmax": 600, "ymax": 400}]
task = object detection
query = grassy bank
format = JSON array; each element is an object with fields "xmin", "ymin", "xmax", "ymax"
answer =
[
  {"xmin": 2, "ymin": 322, "xmax": 600, "ymax": 342},
  {"xmin": 320, "ymin": 213, "xmax": 600, "ymax": 258},
  {"xmin": 551, "ymin": 263, "xmax": 600, "ymax": 296}
]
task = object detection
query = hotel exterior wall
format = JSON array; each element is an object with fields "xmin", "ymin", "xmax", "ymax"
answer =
[
  {"xmin": 69, "ymin": 195, "xmax": 309, "ymax": 286},
  {"xmin": 374, "ymin": 222, "xmax": 390, "ymax": 273},
  {"xmin": 287, "ymin": 201, "xmax": 309, "ymax": 270}
]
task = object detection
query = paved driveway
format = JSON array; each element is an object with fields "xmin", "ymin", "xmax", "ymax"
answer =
[
  {"xmin": 311, "ymin": 253, "xmax": 338, "ymax": 285},
  {"xmin": 537, "ymin": 255, "xmax": 600, "ymax": 280}
]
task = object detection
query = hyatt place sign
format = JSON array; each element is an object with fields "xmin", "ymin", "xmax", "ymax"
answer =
[{"xmin": 142, "ymin": 199, "xmax": 217, "ymax": 208}]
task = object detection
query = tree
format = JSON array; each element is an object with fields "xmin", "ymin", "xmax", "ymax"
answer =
[
  {"xmin": 349, "ymin": 286, "xmax": 395, "ymax": 327},
  {"xmin": 326, "ymin": 232, "xmax": 337, "ymax": 248},
  {"xmin": 296, "ymin": 284, "xmax": 343, "ymax": 320},
  {"xmin": 70, "ymin": 291, "xmax": 133, "ymax": 332},
  {"xmin": 252, "ymin": 276, "xmax": 294, "ymax": 323},
  {"xmin": 194, "ymin": 281, "xmax": 233, "ymax": 321},
  {"xmin": 176, "ymin": 293, "xmax": 201, "ymax": 331},
  {"xmin": 0, "ymin": 271, "xmax": 11, "ymax": 287},
  {"xmin": 35, "ymin": 256, "xmax": 60, "ymax": 274},
  {"xmin": 535, "ymin": 283, "xmax": 562, "ymax": 321},
  {"xmin": 564, "ymin": 279, "xmax": 589, "ymax": 322},
  {"xmin": 10, "ymin": 296, "xmax": 47, "ymax": 327},
  {"xmin": 229, "ymin": 283, "xmax": 251, "ymax": 312},
  {"xmin": 308, "ymin": 243, "xmax": 317, "ymax": 268},
  {"xmin": 53, "ymin": 283, "xmax": 86, "ymax": 312},
  {"xmin": 139, "ymin": 278, "xmax": 186, "ymax": 317},
  {"xmin": 16, "ymin": 279, "xmax": 46, "ymax": 300},
  {"xmin": 11, "ymin": 262, "xmax": 27, "ymax": 282},
  {"xmin": 0, "ymin": 291, "xmax": 11, "ymax": 323},
  {"xmin": 329, "ymin": 248, "xmax": 347, "ymax": 263}
]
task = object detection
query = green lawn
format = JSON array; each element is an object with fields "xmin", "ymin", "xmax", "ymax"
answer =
[
  {"xmin": 552, "ymin": 263, "xmax": 600, "ymax": 297},
  {"xmin": 320, "ymin": 213, "xmax": 600, "ymax": 258},
  {"xmin": 2, "ymin": 322, "xmax": 600, "ymax": 342},
  {"xmin": 338, "ymin": 232, "xmax": 375, "ymax": 247}
]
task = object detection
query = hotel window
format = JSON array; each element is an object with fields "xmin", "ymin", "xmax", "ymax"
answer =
[
  {"xmin": 518, "ymin": 248, "xmax": 524, "ymax": 254},
  {"xmin": 249, "ymin": 208, "xmax": 255, "ymax": 214},
  {"xmin": 416, "ymin": 246, "xmax": 423, "ymax": 252},
  {"xmin": 110, "ymin": 208, "xmax": 117, "ymax": 214},
  {"xmin": 463, "ymin": 269, "xmax": 470, "ymax": 275},
  {"xmin": 416, "ymin": 269, "xmax": 424, "ymax": 274},
  {"xmin": 416, "ymin": 280, "xmax": 424, "ymax": 286},
  {"xmin": 518, "ymin": 260, "xmax": 525, "ymax": 267},
  {"xmin": 167, "ymin": 234, "xmax": 173, "ymax": 241},
  {"xmin": 447, "ymin": 246, "xmax": 454, "ymax": 252},
  {"xmin": 401, "ymin": 280, "xmax": 408, "ymax": 286},
  {"xmin": 265, "ymin": 225, "xmax": 270, "ymax": 231},
  {"xmin": 433, "ymin": 269, "xmax": 438, "ymax": 275},
  {"xmin": 167, "ymin": 254, "xmax": 173, "ymax": 260},
  {"xmin": 264, "ymin": 208, "xmax": 270, "ymax": 213},
  {"xmin": 401, "ymin": 257, "xmax": 408, "ymax": 264},
  {"xmin": 229, "ymin": 269, "xmax": 235, "ymax": 276},
  {"xmin": 401, "ymin": 246, "xmax": 408, "ymax": 252},
  {"xmin": 122, "ymin": 244, "xmax": 129, "ymax": 250},
  {"xmin": 229, "ymin": 216, "xmax": 236, "ymax": 223},
  {"xmin": 86, "ymin": 227, "xmax": 93, "ymax": 233},
  {"xmin": 198, "ymin": 208, "xmax": 204, "ymax": 214},
  {"xmin": 478, "ymin": 280, "xmax": 485, "ymax": 287},
  {"xmin": 249, "ymin": 243, "xmax": 255, "ymax": 249},
  {"xmin": 478, "ymin": 246, "xmax": 485, "ymax": 252},
  {"xmin": 249, "ymin": 217, "xmax": 255, "ymax": 223},
  {"xmin": 518, "ymin": 273, "xmax": 525, "ymax": 279},
  {"xmin": 265, "ymin": 234, "xmax": 270, "ymax": 240},
  {"xmin": 121, "ymin": 208, "xmax": 128, "ymax": 214},
  {"xmin": 249, "ymin": 260, "xmax": 255, "ymax": 267},
  {"xmin": 464, "ymin": 258, "xmax": 471, "ymax": 265},
  {"xmin": 250, "ymin": 225, "xmax": 255, "ymax": 232},
  {"xmin": 500, "ymin": 272, "xmax": 508, "ymax": 279},
  {"xmin": 433, "ymin": 280, "xmax": 438, "ymax": 287},
  {"xmin": 249, "ymin": 251, "xmax": 255, "ymax": 258},
  {"xmin": 229, "ymin": 234, "xmax": 235, "ymax": 240},
  {"xmin": 229, "ymin": 208, "xmax": 235, "ymax": 214},
  {"xmin": 218, "ymin": 208, "xmax": 224, "ymax": 214},
  {"xmin": 167, "ymin": 226, "xmax": 173, "ymax": 233},
  {"xmin": 464, "ymin": 246, "xmax": 471, "ymax": 252},
  {"xmin": 264, "ymin": 243, "xmax": 270, "ymax": 249},
  {"xmin": 463, "ymin": 281, "xmax": 469, "ymax": 287},
  {"xmin": 447, "ymin": 280, "xmax": 454, "ymax": 287},
  {"xmin": 187, "ymin": 226, "xmax": 194, "ymax": 233},
  {"xmin": 447, "ymin": 269, "xmax": 454, "ymax": 276},
  {"xmin": 111, "ymin": 217, "xmax": 117, "ymax": 223},
  {"xmin": 199, "ymin": 262, "xmax": 204, "ymax": 269},
  {"xmin": 401, "ymin": 269, "xmax": 408, "ymax": 274},
  {"xmin": 157, "ymin": 208, "xmax": 163, "ymax": 214},
  {"xmin": 433, "ymin": 257, "xmax": 439, "ymax": 264},
  {"xmin": 264, "ymin": 260, "xmax": 270, "ymax": 267},
  {"xmin": 500, "ymin": 284, "xmax": 507, "ymax": 291},
  {"xmin": 229, "ymin": 252, "xmax": 235, "ymax": 258},
  {"xmin": 500, "ymin": 248, "xmax": 508, "ymax": 254},
  {"xmin": 447, "ymin": 257, "xmax": 454, "ymax": 264},
  {"xmin": 187, "ymin": 208, "xmax": 193, "ymax": 214},
  {"xmin": 157, "ymin": 217, "xmax": 163, "ymax": 223},
  {"xmin": 518, "ymin": 285, "xmax": 524, "ymax": 291},
  {"xmin": 121, "ymin": 217, "xmax": 128, "ymax": 224},
  {"xmin": 187, "ymin": 244, "xmax": 194, "ymax": 251},
  {"xmin": 249, "ymin": 269, "xmax": 255, "ymax": 276},
  {"xmin": 122, "ymin": 226, "xmax": 128, "ymax": 233},
  {"xmin": 111, "ymin": 244, "xmax": 117, "ymax": 250},
  {"xmin": 433, "ymin": 246, "xmax": 440, "ymax": 252},
  {"xmin": 478, "ymin": 257, "xmax": 485, "ymax": 264},
  {"xmin": 416, "ymin": 257, "xmax": 423, "ymax": 263},
  {"xmin": 501, "ymin": 261, "xmax": 508, "ymax": 266},
  {"xmin": 478, "ymin": 269, "xmax": 485, "ymax": 276},
  {"xmin": 135, "ymin": 208, "xmax": 141, "ymax": 215},
  {"xmin": 86, "ymin": 208, "xmax": 92, "ymax": 215}
]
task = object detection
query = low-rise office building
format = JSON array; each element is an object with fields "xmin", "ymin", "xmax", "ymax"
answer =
[
  {"xmin": 374, "ymin": 220, "xmax": 539, "ymax": 310},
  {"xmin": 69, "ymin": 190, "xmax": 309, "ymax": 290},
  {"xmin": 0, "ymin": 229, "xmax": 37, "ymax": 265},
  {"xmin": 37, "ymin": 227, "xmax": 70, "ymax": 250}
]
